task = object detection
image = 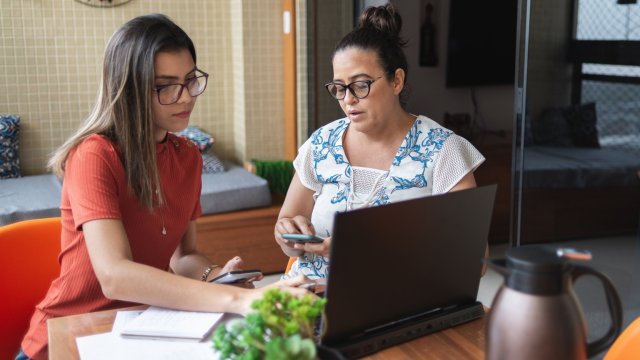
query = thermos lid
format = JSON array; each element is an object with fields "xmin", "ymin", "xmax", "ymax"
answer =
[
  {"xmin": 486, "ymin": 245, "xmax": 594, "ymax": 294},
  {"xmin": 506, "ymin": 245, "xmax": 567, "ymax": 274},
  {"xmin": 504, "ymin": 246, "xmax": 569, "ymax": 295},
  {"xmin": 502, "ymin": 245, "xmax": 592, "ymax": 295}
]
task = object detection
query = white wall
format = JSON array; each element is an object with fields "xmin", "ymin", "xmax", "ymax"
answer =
[{"xmin": 393, "ymin": 0, "xmax": 516, "ymax": 132}]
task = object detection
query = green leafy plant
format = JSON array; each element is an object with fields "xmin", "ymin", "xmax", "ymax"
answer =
[{"xmin": 213, "ymin": 288, "xmax": 327, "ymax": 360}]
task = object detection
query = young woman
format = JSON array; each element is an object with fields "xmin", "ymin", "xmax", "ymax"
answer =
[
  {"xmin": 17, "ymin": 14, "xmax": 309, "ymax": 360},
  {"xmin": 275, "ymin": 4, "xmax": 486, "ymax": 279}
]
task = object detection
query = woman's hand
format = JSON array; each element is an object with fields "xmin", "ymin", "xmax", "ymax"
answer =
[
  {"xmin": 274, "ymin": 215, "xmax": 315, "ymax": 257},
  {"xmin": 275, "ymin": 174, "xmax": 317, "ymax": 258},
  {"xmin": 218, "ymin": 256, "xmax": 243, "ymax": 273},
  {"xmin": 292, "ymin": 236, "xmax": 332, "ymax": 258},
  {"xmin": 212, "ymin": 256, "xmax": 263, "ymax": 289},
  {"xmin": 265, "ymin": 274, "xmax": 315, "ymax": 293},
  {"xmin": 237, "ymin": 275, "xmax": 315, "ymax": 315},
  {"xmin": 206, "ymin": 256, "xmax": 243, "ymax": 281}
]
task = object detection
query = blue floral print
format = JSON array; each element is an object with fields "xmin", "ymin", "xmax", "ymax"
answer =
[{"xmin": 284, "ymin": 116, "xmax": 471, "ymax": 280}]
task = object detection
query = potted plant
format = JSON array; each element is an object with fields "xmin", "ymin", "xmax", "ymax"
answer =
[{"xmin": 212, "ymin": 288, "xmax": 342, "ymax": 360}]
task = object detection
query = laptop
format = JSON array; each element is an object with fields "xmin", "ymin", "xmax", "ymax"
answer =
[{"xmin": 319, "ymin": 184, "xmax": 497, "ymax": 358}]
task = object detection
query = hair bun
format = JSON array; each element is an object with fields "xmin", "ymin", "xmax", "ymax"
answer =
[{"xmin": 358, "ymin": 4, "xmax": 403, "ymax": 39}]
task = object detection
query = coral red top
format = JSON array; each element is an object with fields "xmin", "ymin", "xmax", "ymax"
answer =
[{"xmin": 21, "ymin": 133, "xmax": 202, "ymax": 360}]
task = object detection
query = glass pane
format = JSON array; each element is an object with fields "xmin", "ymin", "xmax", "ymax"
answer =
[
  {"xmin": 518, "ymin": 1, "xmax": 640, "ymax": 357},
  {"xmin": 577, "ymin": 0, "xmax": 640, "ymax": 40},
  {"xmin": 581, "ymin": 78, "xmax": 640, "ymax": 154}
]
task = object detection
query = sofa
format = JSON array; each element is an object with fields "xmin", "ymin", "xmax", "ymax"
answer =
[{"xmin": 0, "ymin": 164, "xmax": 288, "ymax": 273}]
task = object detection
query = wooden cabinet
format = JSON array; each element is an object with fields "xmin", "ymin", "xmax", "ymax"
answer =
[
  {"xmin": 521, "ymin": 186, "xmax": 640, "ymax": 243},
  {"xmin": 195, "ymin": 204, "xmax": 288, "ymax": 274}
]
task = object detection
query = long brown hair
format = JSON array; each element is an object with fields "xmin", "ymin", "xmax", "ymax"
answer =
[{"xmin": 48, "ymin": 14, "xmax": 196, "ymax": 209}]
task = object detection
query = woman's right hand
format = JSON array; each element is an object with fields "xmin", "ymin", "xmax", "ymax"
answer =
[
  {"xmin": 238, "ymin": 275, "xmax": 315, "ymax": 315},
  {"xmin": 266, "ymin": 274, "xmax": 316, "ymax": 294},
  {"xmin": 274, "ymin": 215, "xmax": 315, "ymax": 256}
]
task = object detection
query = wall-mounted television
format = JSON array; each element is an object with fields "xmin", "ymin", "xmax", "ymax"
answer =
[{"xmin": 446, "ymin": 0, "xmax": 518, "ymax": 87}]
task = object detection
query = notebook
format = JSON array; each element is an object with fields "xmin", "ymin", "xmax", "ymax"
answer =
[
  {"xmin": 119, "ymin": 306, "xmax": 223, "ymax": 341},
  {"xmin": 319, "ymin": 184, "xmax": 497, "ymax": 358}
]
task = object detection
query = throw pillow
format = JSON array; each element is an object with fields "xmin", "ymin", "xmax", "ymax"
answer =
[
  {"xmin": 532, "ymin": 108, "xmax": 574, "ymax": 147},
  {"xmin": 174, "ymin": 126, "xmax": 215, "ymax": 153},
  {"xmin": 0, "ymin": 114, "xmax": 21, "ymax": 179},
  {"xmin": 564, "ymin": 102, "xmax": 600, "ymax": 148},
  {"xmin": 202, "ymin": 151, "xmax": 225, "ymax": 174},
  {"xmin": 523, "ymin": 114, "xmax": 534, "ymax": 146}
]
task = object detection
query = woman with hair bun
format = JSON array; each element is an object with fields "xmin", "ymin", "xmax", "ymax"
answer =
[{"xmin": 275, "ymin": 4, "xmax": 486, "ymax": 280}]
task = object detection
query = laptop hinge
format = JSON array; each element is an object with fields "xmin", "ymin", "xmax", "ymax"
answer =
[{"xmin": 323, "ymin": 302, "xmax": 485, "ymax": 359}]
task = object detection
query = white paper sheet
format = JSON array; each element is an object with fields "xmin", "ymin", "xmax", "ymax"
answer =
[
  {"xmin": 112, "ymin": 310, "xmax": 144, "ymax": 332},
  {"xmin": 76, "ymin": 311, "xmax": 220, "ymax": 360}
]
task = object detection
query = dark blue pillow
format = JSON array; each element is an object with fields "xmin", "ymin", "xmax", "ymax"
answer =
[
  {"xmin": 0, "ymin": 114, "xmax": 21, "ymax": 179},
  {"xmin": 532, "ymin": 108, "xmax": 574, "ymax": 147},
  {"xmin": 533, "ymin": 103, "xmax": 600, "ymax": 148},
  {"xmin": 564, "ymin": 102, "xmax": 600, "ymax": 148}
]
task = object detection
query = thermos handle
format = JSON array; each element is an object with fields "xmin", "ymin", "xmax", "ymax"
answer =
[{"xmin": 571, "ymin": 265, "xmax": 623, "ymax": 356}]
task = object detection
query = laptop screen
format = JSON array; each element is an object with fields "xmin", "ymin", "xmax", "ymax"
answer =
[{"xmin": 321, "ymin": 185, "xmax": 496, "ymax": 345}]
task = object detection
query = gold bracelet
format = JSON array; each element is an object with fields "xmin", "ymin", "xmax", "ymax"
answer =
[{"xmin": 201, "ymin": 264, "xmax": 220, "ymax": 282}]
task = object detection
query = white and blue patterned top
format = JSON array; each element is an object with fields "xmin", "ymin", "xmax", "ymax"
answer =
[{"xmin": 285, "ymin": 115, "xmax": 485, "ymax": 279}]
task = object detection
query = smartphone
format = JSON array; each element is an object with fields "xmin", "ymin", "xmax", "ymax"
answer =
[
  {"xmin": 281, "ymin": 233, "xmax": 324, "ymax": 244},
  {"xmin": 208, "ymin": 269, "xmax": 262, "ymax": 284}
]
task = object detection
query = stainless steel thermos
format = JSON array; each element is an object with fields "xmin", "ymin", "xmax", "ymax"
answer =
[{"xmin": 486, "ymin": 245, "xmax": 622, "ymax": 360}]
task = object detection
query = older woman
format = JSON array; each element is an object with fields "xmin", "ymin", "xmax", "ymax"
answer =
[{"xmin": 275, "ymin": 4, "xmax": 485, "ymax": 280}]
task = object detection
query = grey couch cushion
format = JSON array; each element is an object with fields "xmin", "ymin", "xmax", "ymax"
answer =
[
  {"xmin": 200, "ymin": 164, "xmax": 271, "ymax": 215},
  {"xmin": 0, "ymin": 165, "xmax": 271, "ymax": 226},
  {"xmin": 0, "ymin": 174, "xmax": 62, "ymax": 226}
]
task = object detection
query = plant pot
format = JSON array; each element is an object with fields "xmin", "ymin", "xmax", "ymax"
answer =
[{"xmin": 316, "ymin": 344, "xmax": 346, "ymax": 360}]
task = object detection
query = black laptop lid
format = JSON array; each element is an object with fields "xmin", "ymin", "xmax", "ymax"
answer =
[{"xmin": 321, "ymin": 185, "xmax": 496, "ymax": 344}]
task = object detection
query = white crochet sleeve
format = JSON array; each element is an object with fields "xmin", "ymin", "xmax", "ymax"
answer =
[
  {"xmin": 292, "ymin": 139, "xmax": 323, "ymax": 193},
  {"xmin": 432, "ymin": 134, "xmax": 485, "ymax": 194}
]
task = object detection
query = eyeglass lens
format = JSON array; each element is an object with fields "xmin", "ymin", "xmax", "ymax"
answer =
[
  {"xmin": 157, "ymin": 72, "xmax": 208, "ymax": 105},
  {"xmin": 326, "ymin": 81, "xmax": 371, "ymax": 100}
]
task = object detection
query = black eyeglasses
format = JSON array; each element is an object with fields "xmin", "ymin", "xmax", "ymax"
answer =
[
  {"xmin": 324, "ymin": 76, "xmax": 383, "ymax": 100},
  {"xmin": 154, "ymin": 69, "xmax": 209, "ymax": 105}
]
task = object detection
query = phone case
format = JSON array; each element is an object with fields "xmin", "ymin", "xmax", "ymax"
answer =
[
  {"xmin": 209, "ymin": 269, "xmax": 262, "ymax": 284},
  {"xmin": 282, "ymin": 233, "xmax": 324, "ymax": 243}
]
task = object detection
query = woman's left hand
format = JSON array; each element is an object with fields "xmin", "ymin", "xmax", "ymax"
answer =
[
  {"xmin": 293, "ymin": 236, "xmax": 332, "ymax": 258},
  {"xmin": 216, "ymin": 256, "xmax": 262, "ymax": 288}
]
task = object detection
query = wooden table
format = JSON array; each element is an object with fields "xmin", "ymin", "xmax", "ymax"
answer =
[{"xmin": 48, "ymin": 306, "xmax": 486, "ymax": 359}]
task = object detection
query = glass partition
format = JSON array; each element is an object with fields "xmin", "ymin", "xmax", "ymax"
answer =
[{"xmin": 515, "ymin": 0, "xmax": 640, "ymax": 356}]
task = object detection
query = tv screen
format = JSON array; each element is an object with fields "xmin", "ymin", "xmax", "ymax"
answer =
[{"xmin": 446, "ymin": 0, "xmax": 518, "ymax": 87}]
